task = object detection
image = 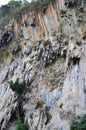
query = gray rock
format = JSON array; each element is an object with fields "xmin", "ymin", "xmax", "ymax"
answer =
[
  {"xmin": 0, "ymin": 67, "xmax": 9, "ymax": 84},
  {"xmin": 24, "ymin": 47, "xmax": 32, "ymax": 56}
]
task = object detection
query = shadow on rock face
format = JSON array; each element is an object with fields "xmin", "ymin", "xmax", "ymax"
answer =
[
  {"xmin": 65, "ymin": 0, "xmax": 83, "ymax": 8},
  {"xmin": 68, "ymin": 56, "xmax": 80, "ymax": 66},
  {"xmin": 0, "ymin": 31, "xmax": 13, "ymax": 47}
]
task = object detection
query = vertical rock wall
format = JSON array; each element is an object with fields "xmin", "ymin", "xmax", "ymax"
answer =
[{"xmin": 0, "ymin": 0, "xmax": 86, "ymax": 130}]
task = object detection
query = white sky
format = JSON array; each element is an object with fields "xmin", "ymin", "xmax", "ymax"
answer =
[{"xmin": 0, "ymin": 0, "xmax": 32, "ymax": 6}]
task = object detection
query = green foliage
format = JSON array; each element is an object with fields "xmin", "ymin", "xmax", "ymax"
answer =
[
  {"xmin": 30, "ymin": 113, "xmax": 33, "ymax": 119},
  {"xmin": 44, "ymin": 40, "xmax": 51, "ymax": 46},
  {"xmin": 14, "ymin": 91, "xmax": 28, "ymax": 130},
  {"xmin": 0, "ymin": 5, "xmax": 10, "ymax": 26},
  {"xmin": 8, "ymin": 0, "xmax": 30, "ymax": 20},
  {"xmin": 15, "ymin": 119, "xmax": 28, "ymax": 130},
  {"xmin": 70, "ymin": 115, "xmax": 86, "ymax": 130},
  {"xmin": 59, "ymin": 103, "xmax": 63, "ymax": 108},
  {"xmin": 0, "ymin": 0, "xmax": 30, "ymax": 26},
  {"xmin": 29, "ymin": 60, "xmax": 33, "ymax": 65},
  {"xmin": 0, "ymin": 0, "xmax": 56, "ymax": 26},
  {"xmin": 8, "ymin": 0, "xmax": 22, "ymax": 7},
  {"xmin": 9, "ymin": 78, "xmax": 26, "ymax": 94},
  {"xmin": 31, "ymin": 0, "xmax": 56, "ymax": 11},
  {"xmin": 0, "ymin": 14, "xmax": 10, "ymax": 26}
]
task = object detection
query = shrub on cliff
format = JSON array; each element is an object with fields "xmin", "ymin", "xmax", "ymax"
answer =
[
  {"xmin": 9, "ymin": 78, "xmax": 26, "ymax": 94},
  {"xmin": 44, "ymin": 40, "xmax": 51, "ymax": 46},
  {"xmin": 15, "ymin": 114, "xmax": 28, "ymax": 130},
  {"xmin": 15, "ymin": 120, "xmax": 28, "ymax": 130},
  {"xmin": 70, "ymin": 115, "xmax": 86, "ymax": 130}
]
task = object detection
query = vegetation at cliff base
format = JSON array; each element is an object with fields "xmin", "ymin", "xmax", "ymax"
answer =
[{"xmin": 70, "ymin": 115, "xmax": 86, "ymax": 130}]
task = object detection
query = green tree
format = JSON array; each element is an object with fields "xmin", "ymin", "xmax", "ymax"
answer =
[
  {"xmin": 70, "ymin": 115, "xmax": 86, "ymax": 130},
  {"xmin": 15, "ymin": 120, "xmax": 28, "ymax": 130},
  {"xmin": 9, "ymin": 78, "xmax": 26, "ymax": 94}
]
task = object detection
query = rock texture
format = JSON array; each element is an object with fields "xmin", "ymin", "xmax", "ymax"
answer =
[{"xmin": 0, "ymin": 0, "xmax": 86, "ymax": 130}]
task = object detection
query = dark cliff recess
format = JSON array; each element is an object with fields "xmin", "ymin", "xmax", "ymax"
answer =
[
  {"xmin": 0, "ymin": 31, "xmax": 13, "ymax": 47},
  {"xmin": 65, "ymin": 0, "xmax": 85, "ymax": 8}
]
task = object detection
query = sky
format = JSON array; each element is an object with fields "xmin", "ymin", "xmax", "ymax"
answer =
[{"xmin": 0, "ymin": 0, "xmax": 31, "ymax": 6}]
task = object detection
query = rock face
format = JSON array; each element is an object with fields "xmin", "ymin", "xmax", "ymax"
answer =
[
  {"xmin": 0, "ymin": 0, "xmax": 86, "ymax": 130},
  {"xmin": 0, "ymin": 25, "xmax": 13, "ymax": 47}
]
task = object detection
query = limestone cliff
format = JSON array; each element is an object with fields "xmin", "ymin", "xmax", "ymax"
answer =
[{"xmin": 0, "ymin": 0, "xmax": 86, "ymax": 130}]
